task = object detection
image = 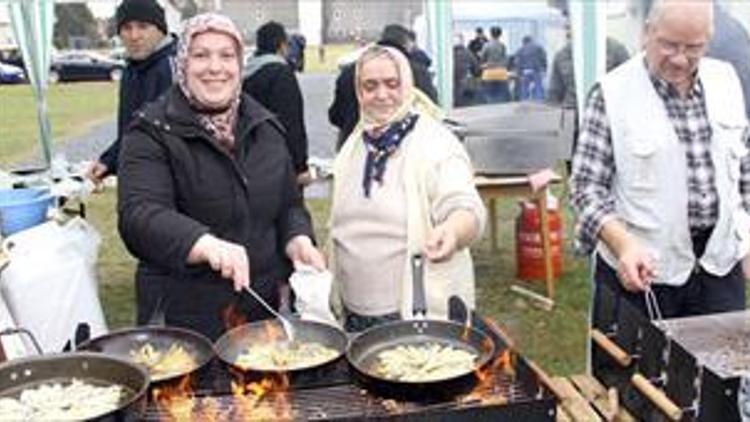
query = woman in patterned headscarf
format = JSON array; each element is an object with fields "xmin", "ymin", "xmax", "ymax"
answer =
[
  {"xmin": 330, "ymin": 45, "xmax": 487, "ymax": 332},
  {"xmin": 117, "ymin": 13, "xmax": 324, "ymax": 340}
]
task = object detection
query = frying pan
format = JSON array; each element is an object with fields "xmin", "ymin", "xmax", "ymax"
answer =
[
  {"xmin": 214, "ymin": 318, "xmax": 348, "ymax": 373},
  {"xmin": 346, "ymin": 254, "xmax": 496, "ymax": 401},
  {"xmin": 78, "ymin": 325, "xmax": 214, "ymax": 383},
  {"xmin": 0, "ymin": 328, "xmax": 149, "ymax": 421}
]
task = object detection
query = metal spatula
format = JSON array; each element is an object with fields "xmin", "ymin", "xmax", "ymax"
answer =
[{"xmin": 244, "ymin": 285, "xmax": 296, "ymax": 341}]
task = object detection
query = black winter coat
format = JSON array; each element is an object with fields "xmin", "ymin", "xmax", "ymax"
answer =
[
  {"xmin": 117, "ymin": 86, "xmax": 314, "ymax": 340},
  {"xmin": 99, "ymin": 35, "xmax": 177, "ymax": 176},
  {"xmin": 242, "ymin": 59, "xmax": 308, "ymax": 173},
  {"xmin": 328, "ymin": 50, "xmax": 438, "ymax": 149}
]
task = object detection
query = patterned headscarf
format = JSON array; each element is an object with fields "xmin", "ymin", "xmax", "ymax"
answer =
[{"xmin": 175, "ymin": 13, "xmax": 243, "ymax": 152}]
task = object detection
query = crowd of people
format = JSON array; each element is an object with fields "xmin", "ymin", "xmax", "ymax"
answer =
[
  {"xmin": 79, "ymin": 0, "xmax": 748, "ymax": 342},
  {"xmin": 453, "ymin": 26, "xmax": 549, "ymax": 106}
]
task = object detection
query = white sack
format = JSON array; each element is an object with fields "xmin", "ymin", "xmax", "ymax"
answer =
[{"xmin": 0, "ymin": 217, "xmax": 107, "ymax": 353}]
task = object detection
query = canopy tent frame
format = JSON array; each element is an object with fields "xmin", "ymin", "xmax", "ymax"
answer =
[{"xmin": 7, "ymin": 0, "xmax": 54, "ymax": 168}]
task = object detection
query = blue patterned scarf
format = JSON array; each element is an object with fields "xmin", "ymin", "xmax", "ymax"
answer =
[{"xmin": 362, "ymin": 113, "xmax": 419, "ymax": 197}]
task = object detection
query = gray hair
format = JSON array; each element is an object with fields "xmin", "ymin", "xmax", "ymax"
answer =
[{"xmin": 646, "ymin": 0, "xmax": 714, "ymax": 35}]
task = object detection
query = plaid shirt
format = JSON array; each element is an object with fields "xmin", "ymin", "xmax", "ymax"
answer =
[{"xmin": 570, "ymin": 62, "xmax": 750, "ymax": 253}]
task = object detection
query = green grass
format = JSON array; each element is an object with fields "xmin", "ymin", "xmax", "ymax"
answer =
[
  {"xmin": 86, "ymin": 187, "xmax": 591, "ymax": 375},
  {"xmin": 0, "ymin": 82, "xmax": 117, "ymax": 167},
  {"xmin": 304, "ymin": 44, "xmax": 359, "ymax": 73}
]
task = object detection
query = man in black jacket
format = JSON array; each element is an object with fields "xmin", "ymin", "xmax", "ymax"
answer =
[
  {"xmin": 328, "ymin": 23, "xmax": 438, "ymax": 150},
  {"xmin": 242, "ymin": 21, "xmax": 310, "ymax": 186},
  {"xmin": 86, "ymin": 0, "xmax": 176, "ymax": 185}
]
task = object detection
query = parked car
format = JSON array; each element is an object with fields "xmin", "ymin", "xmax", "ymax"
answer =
[
  {"xmin": 0, "ymin": 62, "xmax": 25, "ymax": 84},
  {"xmin": 49, "ymin": 51, "xmax": 124, "ymax": 83}
]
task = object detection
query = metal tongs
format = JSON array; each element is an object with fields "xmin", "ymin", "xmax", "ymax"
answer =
[
  {"xmin": 644, "ymin": 286, "xmax": 669, "ymax": 335},
  {"xmin": 244, "ymin": 285, "xmax": 296, "ymax": 341}
]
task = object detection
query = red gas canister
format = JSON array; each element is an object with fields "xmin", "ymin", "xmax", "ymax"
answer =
[{"xmin": 515, "ymin": 197, "xmax": 563, "ymax": 281}]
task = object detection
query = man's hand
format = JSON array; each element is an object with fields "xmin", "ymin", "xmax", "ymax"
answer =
[
  {"xmin": 187, "ymin": 234, "xmax": 250, "ymax": 291},
  {"xmin": 285, "ymin": 235, "xmax": 326, "ymax": 271},
  {"xmin": 600, "ymin": 219, "xmax": 658, "ymax": 292},
  {"xmin": 85, "ymin": 161, "xmax": 109, "ymax": 190},
  {"xmin": 743, "ymin": 253, "xmax": 750, "ymax": 280},
  {"xmin": 615, "ymin": 238, "xmax": 657, "ymax": 292}
]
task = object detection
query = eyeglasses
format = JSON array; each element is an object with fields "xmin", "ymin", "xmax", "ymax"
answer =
[{"xmin": 656, "ymin": 38, "xmax": 706, "ymax": 59}]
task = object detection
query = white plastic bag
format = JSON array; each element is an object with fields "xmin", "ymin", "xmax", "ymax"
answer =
[
  {"xmin": 0, "ymin": 217, "xmax": 108, "ymax": 353},
  {"xmin": 289, "ymin": 265, "xmax": 339, "ymax": 327}
]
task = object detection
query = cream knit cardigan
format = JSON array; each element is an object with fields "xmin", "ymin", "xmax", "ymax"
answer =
[{"xmin": 330, "ymin": 112, "xmax": 483, "ymax": 320}]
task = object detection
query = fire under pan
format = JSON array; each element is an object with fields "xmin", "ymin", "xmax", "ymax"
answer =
[{"xmin": 138, "ymin": 316, "xmax": 556, "ymax": 421}]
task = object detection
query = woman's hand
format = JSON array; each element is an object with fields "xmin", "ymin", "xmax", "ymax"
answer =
[
  {"xmin": 285, "ymin": 235, "xmax": 326, "ymax": 271},
  {"xmin": 424, "ymin": 209, "xmax": 479, "ymax": 262},
  {"xmin": 424, "ymin": 224, "xmax": 459, "ymax": 262},
  {"xmin": 187, "ymin": 234, "xmax": 250, "ymax": 291}
]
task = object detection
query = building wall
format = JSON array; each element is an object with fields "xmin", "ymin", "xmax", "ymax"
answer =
[
  {"xmin": 323, "ymin": 0, "xmax": 423, "ymax": 43},
  {"xmin": 221, "ymin": 0, "xmax": 298, "ymax": 42}
]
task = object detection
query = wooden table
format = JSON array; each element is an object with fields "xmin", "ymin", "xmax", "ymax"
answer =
[{"xmin": 475, "ymin": 174, "xmax": 562, "ymax": 300}]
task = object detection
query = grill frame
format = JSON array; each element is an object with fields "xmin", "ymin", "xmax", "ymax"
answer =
[{"xmin": 591, "ymin": 282, "xmax": 744, "ymax": 421}]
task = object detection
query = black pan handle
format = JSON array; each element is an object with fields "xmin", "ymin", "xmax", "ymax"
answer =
[
  {"xmin": 449, "ymin": 295, "xmax": 469, "ymax": 326},
  {"xmin": 0, "ymin": 327, "xmax": 43, "ymax": 355},
  {"xmin": 411, "ymin": 254, "xmax": 427, "ymax": 318}
]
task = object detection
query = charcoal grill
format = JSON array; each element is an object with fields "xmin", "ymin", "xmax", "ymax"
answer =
[
  {"xmin": 136, "ymin": 315, "xmax": 557, "ymax": 421},
  {"xmin": 591, "ymin": 282, "xmax": 748, "ymax": 421}
]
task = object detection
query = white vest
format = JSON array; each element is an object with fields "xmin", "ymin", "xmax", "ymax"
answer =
[{"xmin": 597, "ymin": 54, "xmax": 750, "ymax": 286}]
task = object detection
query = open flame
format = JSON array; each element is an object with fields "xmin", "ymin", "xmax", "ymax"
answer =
[
  {"xmin": 152, "ymin": 374, "xmax": 225, "ymax": 421},
  {"xmin": 231, "ymin": 374, "xmax": 293, "ymax": 420},
  {"xmin": 461, "ymin": 348, "xmax": 514, "ymax": 406}
]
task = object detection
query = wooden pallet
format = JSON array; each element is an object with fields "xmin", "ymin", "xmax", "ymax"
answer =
[{"xmin": 552, "ymin": 374, "xmax": 636, "ymax": 422}]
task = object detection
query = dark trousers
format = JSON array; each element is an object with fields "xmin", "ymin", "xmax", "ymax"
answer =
[
  {"xmin": 343, "ymin": 307, "xmax": 400, "ymax": 333},
  {"xmin": 593, "ymin": 228, "xmax": 746, "ymax": 320}
]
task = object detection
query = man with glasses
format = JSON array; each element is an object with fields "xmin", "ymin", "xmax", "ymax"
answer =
[{"xmin": 570, "ymin": 0, "xmax": 749, "ymax": 319}]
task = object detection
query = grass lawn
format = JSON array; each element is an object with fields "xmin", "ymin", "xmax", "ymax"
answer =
[
  {"xmin": 304, "ymin": 44, "xmax": 358, "ymax": 73},
  {"xmin": 0, "ymin": 82, "xmax": 117, "ymax": 167},
  {"xmin": 86, "ymin": 185, "xmax": 591, "ymax": 376}
]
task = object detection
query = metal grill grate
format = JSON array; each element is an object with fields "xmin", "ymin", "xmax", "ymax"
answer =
[{"xmin": 142, "ymin": 369, "xmax": 536, "ymax": 421}]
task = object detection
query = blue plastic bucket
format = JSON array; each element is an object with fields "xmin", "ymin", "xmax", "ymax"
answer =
[{"xmin": 0, "ymin": 188, "xmax": 53, "ymax": 236}]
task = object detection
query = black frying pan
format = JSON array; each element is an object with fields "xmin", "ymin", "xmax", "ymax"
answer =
[
  {"xmin": 0, "ymin": 328, "xmax": 149, "ymax": 421},
  {"xmin": 214, "ymin": 318, "xmax": 348, "ymax": 373},
  {"xmin": 78, "ymin": 325, "xmax": 214, "ymax": 383},
  {"xmin": 346, "ymin": 254, "xmax": 496, "ymax": 401}
]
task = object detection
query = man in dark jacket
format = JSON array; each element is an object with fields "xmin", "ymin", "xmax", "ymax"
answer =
[
  {"xmin": 513, "ymin": 35, "xmax": 547, "ymax": 101},
  {"xmin": 243, "ymin": 21, "xmax": 310, "ymax": 185},
  {"xmin": 328, "ymin": 23, "xmax": 439, "ymax": 149},
  {"xmin": 86, "ymin": 0, "xmax": 176, "ymax": 184},
  {"xmin": 468, "ymin": 27, "xmax": 488, "ymax": 60}
]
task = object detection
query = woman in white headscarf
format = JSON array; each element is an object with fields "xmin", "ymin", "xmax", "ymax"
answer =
[
  {"xmin": 330, "ymin": 45, "xmax": 486, "ymax": 332},
  {"xmin": 117, "ymin": 13, "xmax": 324, "ymax": 340}
]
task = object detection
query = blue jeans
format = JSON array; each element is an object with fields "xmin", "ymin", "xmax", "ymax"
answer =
[
  {"xmin": 518, "ymin": 69, "xmax": 544, "ymax": 101},
  {"xmin": 482, "ymin": 80, "xmax": 511, "ymax": 104}
]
